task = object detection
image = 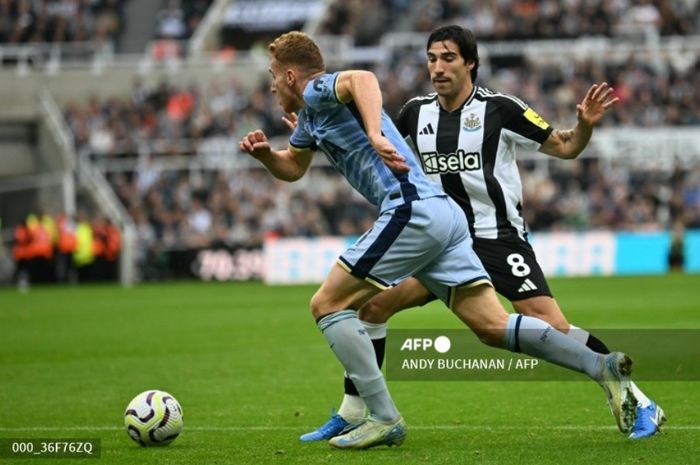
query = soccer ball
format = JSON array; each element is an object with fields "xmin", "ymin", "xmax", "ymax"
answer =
[{"xmin": 124, "ymin": 390, "xmax": 183, "ymax": 446}]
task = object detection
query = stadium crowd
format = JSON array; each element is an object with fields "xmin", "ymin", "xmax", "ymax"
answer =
[
  {"xmin": 108, "ymin": 158, "xmax": 700, "ymax": 251},
  {"xmin": 60, "ymin": 48, "xmax": 700, "ymax": 259},
  {"xmin": 46, "ymin": 0, "xmax": 700, "ymax": 268},
  {"xmin": 377, "ymin": 51, "xmax": 700, "ymax": 127},
  {"xmin": 0, "ymin": 0, "xmax": 125, "ymax": 46},
  {"xmin": 318, "ymin": 0, "xmax": 700, "ymax": 45},
  {"xmin": 63, "ymin": 77, "xmax": 285, "ymax": 159},
  {"xmin": 413, "ymin": 0, "xmax": 700, "ymax": 39},
  {"xmin": 64, "ymin": 53, "xmax": 700, "ymax": 158}
]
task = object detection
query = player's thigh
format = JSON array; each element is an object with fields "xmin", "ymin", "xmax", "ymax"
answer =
[
  {"xmin": 339, "ymin": 198, "xmax": 451, "ymax": 289},
  {"xmin": 471, "ymin": 237, "xmax": 553, "ymax": 301},
  {"xmin": 311, "ymin": 264, "xmax": 382, "ymax": 318},
  {"xmin": 512, "ymin": 296, "xmax": 569, "ymax": 332},
  {"xmin": 358, "ymin": 277, "xmax": 433, "ymax": 323},
  {"xmin": 451, "ymin": 283, "xmax": 509, "ymax": 347},
  {"xmin": 414, "ymin": 199, "xmax": 491, "ymax": 309}
]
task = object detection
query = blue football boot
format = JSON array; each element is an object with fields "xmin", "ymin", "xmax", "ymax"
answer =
[
  {"xmin": 629, "ymin": 402, "xmax": 666, "ymax": 439},
  {"xmin": 299, "ymin": 410, "xmax": 355, "ymax": 442}
]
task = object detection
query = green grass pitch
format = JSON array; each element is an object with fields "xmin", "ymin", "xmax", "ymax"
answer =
[{"xmin": 1, "ymin": 274, "xmax": 699, "ymax": 464}]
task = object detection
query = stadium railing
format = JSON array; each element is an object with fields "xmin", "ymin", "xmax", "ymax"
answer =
[
  {"xmin": 40, "ymin": 91, "xmax": 136, "ymax": 287},
  {"xmin": 188, "ymin": 0, "xmax": 235, "ymax": 57}
]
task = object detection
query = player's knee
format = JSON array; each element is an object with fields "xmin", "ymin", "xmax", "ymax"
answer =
[
  {"xmin": 451, "ymin": 287, "xmax": 509, "ymax": 347},
  {"xmin": 358, "ymin": 298, "xmax": 394, "ymax": 323},
  {"xmin": 470, "ymin": 328, "xmax": 504, "ymax": 347},
  {"xmin": 513, "ymin": 298, "xmax": 569, "ymax": 331},
  {"xmin": 465, "ymin": 312, "xmax": 508, "ymax": 347},
  {"xmin": 309, "ymin": 291, "xmax": 330, "ymax": 320}
]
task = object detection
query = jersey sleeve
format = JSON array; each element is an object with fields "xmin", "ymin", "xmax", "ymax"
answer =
[
  {"xmin": 396, "ymin": 100, "xmax": 417, "ymax": 140},
  {"xmin": 396, "ymin": 102, "xmax": 409, "ymax": 137},
  {"xmin": 288, "ymin": 110, "xmax": 317, "ymax": 151},
  {"xmin": 302, "ymin": 72, "xmax": 343, "ymax": 111},
  {"xmin": 501, "ymin": 97, "xmax": 554, "ymax": 148}
]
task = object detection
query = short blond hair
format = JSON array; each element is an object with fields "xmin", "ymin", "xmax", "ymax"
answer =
[{"xmin": 268, "ymin": 31, "xmax": 325, "ymax": 75}]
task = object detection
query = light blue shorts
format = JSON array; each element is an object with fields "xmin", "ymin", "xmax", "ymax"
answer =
[{"xmin": 338, "ymin": 195, "xmax": 491, "ymax": 307}]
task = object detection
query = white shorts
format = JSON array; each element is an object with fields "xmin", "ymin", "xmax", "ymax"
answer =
[{"xmin": 338, "ymin": 195, "xmax": 491, "ymax": 307}]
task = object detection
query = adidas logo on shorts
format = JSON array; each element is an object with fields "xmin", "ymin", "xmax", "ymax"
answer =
[{"xmin": 518, "ymin": 279, "xmax": 538, "ymax": 293}]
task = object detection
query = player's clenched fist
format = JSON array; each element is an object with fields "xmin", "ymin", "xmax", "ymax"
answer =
[{"xmin": 239, "ymin": 130, "xmax": 272, "ymax": 159}]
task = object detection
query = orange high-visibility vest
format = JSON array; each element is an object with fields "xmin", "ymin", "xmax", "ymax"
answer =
[
  {"xmin": 12, "ymin": 225, "xmax": 30, "ymax": 261},
  {"xmin": 27, "ymin": 222, "xmax": 53, "ymax": 260},
  {"xmin": 56, "ymin": 214, "xmax": 77, "ymax": 254},
  {"xmin": 104, "ymin": 224, "xmax": 121, "ymax": 261}
]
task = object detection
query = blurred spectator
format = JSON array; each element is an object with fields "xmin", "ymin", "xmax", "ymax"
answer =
[
  {"xmin": 12, "ymin": 221, "xmax": 31, "ymax": 288},
  {"xmin": 26, "ymin": 213, "xmax": 54, "ymax": 282},
  {"xmin": 318, "ymin": 0, "xmax": 395, "ymax": 46},
  {"xmin": 91, "ymin": 215, "xmax": 121, "ymax": 280},
  {"xmin": 73, "ymin": 209, "xmax": 95, "ymax": 281},
  {"xmin": 155, "ymin": 0, "xmax": 212, "ymax": 40},
  {"xmin": 55, "ymin": 212, "xmax": 77, "ymax": 282},
  {"xmin": 156, "ymin": 0, "xmax": 187, "ymax": 40}
]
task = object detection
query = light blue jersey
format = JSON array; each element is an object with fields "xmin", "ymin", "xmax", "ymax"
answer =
[
  {"xmin": 289, "ymin": 71, "xmax": 490, "ymax": 304},
  {"xmin": 289, "ymin": 72, "xmax": 445, "ymax": 213}
]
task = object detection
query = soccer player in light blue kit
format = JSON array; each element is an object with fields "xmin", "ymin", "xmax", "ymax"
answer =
[{"xmin": 239, "ymin": 31, "xmax": 637, "ymax": 449}]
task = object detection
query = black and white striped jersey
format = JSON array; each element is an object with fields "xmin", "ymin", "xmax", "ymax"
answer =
[{"xmin": 396, "ymin": 85, "xmax": 553, "ymax": 241}]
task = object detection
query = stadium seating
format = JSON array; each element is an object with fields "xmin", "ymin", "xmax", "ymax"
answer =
[
  {"xmin": 409, "ymin": 0, "xmax": 700, "ymax": 39},
  {"xmin": 0, "ymin": 0, "xmax": 125, "ymax": 47},
  {"xmin": 2, "ymin": 0, "xmax": 700, "ymax": 284}
]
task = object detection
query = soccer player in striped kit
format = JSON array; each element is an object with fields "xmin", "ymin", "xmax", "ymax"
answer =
[{"xmin": 301, "ymin": 25, "xmax": 663, "ymax": 442}]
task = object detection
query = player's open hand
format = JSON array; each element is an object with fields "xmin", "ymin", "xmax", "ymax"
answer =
[
  {"xmin": 576, "ymin": 82, "xmax": 619, "ymax": 127},
  {"xmin": 370, "ymin": 134, "xmax": 410, "ymax": 173},
  {"xmin": 239, "ymin": 130, "xmax": 271, "ymax": 159},
  {"xmin": 281, "ymin": 112, "xmax": 298, "ymax": 131}
]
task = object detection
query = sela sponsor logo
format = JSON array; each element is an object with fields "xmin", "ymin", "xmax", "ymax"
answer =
[
  {"xmin": 400, "ymin": 336, "xmax": 451, "ymax": 353},
  {"xmin": 422, "ymin": 149, "xmax": 482, "ymax": 174}
]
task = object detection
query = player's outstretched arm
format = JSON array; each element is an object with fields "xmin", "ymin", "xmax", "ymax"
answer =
[
  {"xmin": 239, "ymin": 129, "xmax": 313, "ymax": 182},
  {"xmin": 335, "ymin": 70, "xmax": 409, "ymax": 173},
  {"xmin": 540, "ymin": 82, "xmax": 619, "ymax": 160}
]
